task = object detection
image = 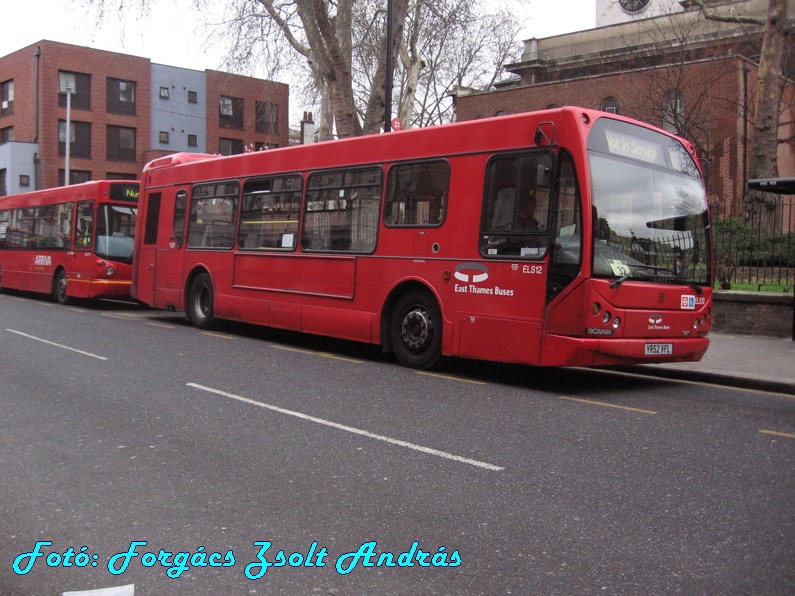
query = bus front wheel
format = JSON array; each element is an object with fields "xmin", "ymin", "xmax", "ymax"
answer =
[
  {"xmin": 53, "ymin": 269, "xmax": 70, "ymax": 305},
  {"xmin": 187, "ymin": 273, "xmax": 215, "ymax": 330},
  {"xmin": 390, "ymin": 290, "xmax": 442, "ymax": 370}
]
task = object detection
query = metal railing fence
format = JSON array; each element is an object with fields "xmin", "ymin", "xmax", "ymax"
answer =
[{"xmin": 710, "ymin": 196, "xmax": 794, "ymax": 292}]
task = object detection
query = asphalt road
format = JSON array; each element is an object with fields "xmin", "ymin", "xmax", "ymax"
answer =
[{"xmin": 1, "ymin": 292, "xmax": 793, "ymax": 595}]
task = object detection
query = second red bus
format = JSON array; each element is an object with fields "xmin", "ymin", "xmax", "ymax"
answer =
[{"xmin": 0, "ymin": 180, "xmax": 139, "ymax": 303}]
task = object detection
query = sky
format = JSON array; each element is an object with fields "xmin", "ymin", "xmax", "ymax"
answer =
[{"xmin": 1, "ymin": 0, "xmax": 596, "ymax": 121}]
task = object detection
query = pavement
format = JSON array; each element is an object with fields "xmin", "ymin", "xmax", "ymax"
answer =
[{"xmin": 627, "ymin": 332, "xmax": 795, "ymax": 395}]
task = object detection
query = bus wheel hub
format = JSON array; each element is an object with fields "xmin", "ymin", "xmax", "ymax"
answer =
[{"xmin": 402, "ymin": 309, "xmax": 432, "ymax": 350}]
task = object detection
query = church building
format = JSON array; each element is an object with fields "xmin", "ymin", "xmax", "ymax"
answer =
[{"xmin": 454, "ymin": 0, "xmax": 795, "ymax": 216}]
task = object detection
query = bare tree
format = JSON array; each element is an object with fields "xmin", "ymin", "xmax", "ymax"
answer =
[
  {"xmin": 404, "ymin": 3, "xmax": 521, "ymax": 128},
  {"xmin": 82, "ymin": 0, "xmax": 519, "ymax": 138},
  {"xmin": 689, "ymin": 0, "xmax": 792, "ymax": 183},
  {"xmin": 352, "ymin": 0, "xmax": 520, "ymax": 129}
]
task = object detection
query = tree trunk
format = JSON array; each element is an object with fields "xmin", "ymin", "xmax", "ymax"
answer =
[
  {"xmin": 296, "ymin": 0, "xmax": 361, "ymax": 138},
  {"xmin": 396, "ymin": 1, "xmax": 424, "ymax": 129},
  {"xmin": 747, "ymin": 0, "xmax": 790, "ymax": 227},
  {"xmin": 748, "ymin": 0, "xmax": 789, "ymax": 185}
]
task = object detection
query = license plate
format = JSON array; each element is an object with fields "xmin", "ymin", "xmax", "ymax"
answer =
[{"xmin": 645, "ymin": 343, "xmax": 673, "ymax": 356}]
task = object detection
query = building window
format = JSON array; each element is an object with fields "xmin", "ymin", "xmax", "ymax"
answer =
[
  {"xmin": 107, "ymin": 78, "xmax": 136, "ymax": 115},
  {"xmin": 1, "ymin": 80, "xmax": 13, "ymax": 116},
  {"xmin": 663, "ymin": 89, "xmax": 684, "ymax": 134},
  {"xmin": 58, "ymin": 120, "xmax": 92, "ymax": 158},
  {"xmin": 58, "ymin": 71, "xmax": 91, "ymax": 110},
  {"xmin": 58, "ymin": 169, "xmax": 92, "ymax": 186},
  {"xmin": 600, "ymin": 96, "xmax": 620, "ymax": 114},
  {"xmin": 219, "ymin": 138, "xmax": 244, "ymax": 156},
  {"xmin": 0, "ymin": 126, "xmax": 13, "ymax": 144},
  {"xmin": 219, "ymin": 96, "xmax": 244, "ymax": 129},
  {"xmin": 19, "ymin": 174, "xmax": 30, "ymax": 187},
  {"xmin": 159, "ymin": 131, "xmax": 170, "ymax": 144},
  {"xmin": 159, "ymin": 87, "xmax": 170, "ymax": 99},
  {"xmin": 219, "ymin": 96, "xmax": 233, "ymax": 117},
  {"xmin": 187, "ymin": 134, "xmax": 198, "ymax": 147},
  {"xmin": 188, "ymin": 90, "xmax": 198, "ymax": 104},
  {"xmin": 107, "ymin": 125, "xmax": 137, "ymax": 162},
  {"xmin": 256, "ymin": 101, "xmax": 279, "ymax": 134},
  {"xmin": 0, "ymin": 168, "xmax": 6, "ymax": 196}
]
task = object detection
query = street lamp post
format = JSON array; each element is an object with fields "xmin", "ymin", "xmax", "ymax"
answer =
[
  {"xmin": 64, "ymin": 83, "xmax": 72, "ymax": 186},
  {"xmin": 384, "ymin": 0, "xmax": 393, "ymax": 133}
]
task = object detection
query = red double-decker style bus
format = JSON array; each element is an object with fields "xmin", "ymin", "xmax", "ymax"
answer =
[
  {"xmin": 0, "ymin": 180, "xmax": 139, "ymax": 303},
  {"xmin": 133, "ymin": 107, "xmax": 712, "ymax": 369}
]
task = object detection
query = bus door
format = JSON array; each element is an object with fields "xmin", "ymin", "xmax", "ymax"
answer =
[
  {"xmin": 134, "ymin": 191, "xmax": 161, "ymax": 304},
  {"xmin": 65, "ymin": 201, "xmax": 96, "ymax": 299},
  {"xmin": 154, "ymin": 188, "xmax": 189, "ymax": 298},
  {"xmin": 462, "ymin": 151, "xmax": 554, "ymax": 363},
  {"xmin": 545, "ymin": 151, "xmax": 583, "ymax": 305}
]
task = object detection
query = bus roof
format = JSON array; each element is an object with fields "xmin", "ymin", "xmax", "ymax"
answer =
[
  {"xmin": 0, "ymin": 180, "xmax": 139, "ymax": 209},
  {"xmin": 142, "ymin": 106, "xmax": 693, "ymax": 187}
]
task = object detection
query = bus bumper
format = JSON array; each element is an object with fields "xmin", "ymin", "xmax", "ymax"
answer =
[
  {"xmin": 69, "ymin": 277, "xmax": 133, "ymax": 300},
  {"xmin": 540, "ymin": 334, "xmax": 710, "ymax": 367}
]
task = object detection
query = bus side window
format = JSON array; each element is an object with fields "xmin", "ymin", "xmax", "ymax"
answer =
[
  {"xmin": 58, "ymin": 203, "xmax": 73, "ymax": 249},
  {"xmin": 0, "ymin": 210, "xmax": 7, "ymax": 247},
  {"xmin": 480, "ymin": 152, "xmax": 550, "ymax": 258},
  {"xmin": 75, "ymin": 202, "xmax": 94, "ymax": 248},
  {"xmin": 302, "ymin": 167, "xmax": 381, "ymax": 253},
  {"xmin": 239, "ymin": 175, "xmax": 302, "ymax": 250},
  {"xmin": 385, "ymin": 161, "xmax": 449, "ymax": 226},
  {"xmin": 143, "ymin": 193, "xmax": 162, "ymax": 245},
  {"xmin": 173, "ymin": 190, "xmax": 187, "ymax": 248},
  {"xmin": 187, "ymin": 182, "xmax": 239, "ymax": 249}
]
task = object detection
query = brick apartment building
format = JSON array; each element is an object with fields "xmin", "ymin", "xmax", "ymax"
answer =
[
  {"xmin": 454, "ymin": 0, "xmax": 795, "ymax": 216},
  {"xmin": 0, "ymin": 40, "xmax": 289, "ymax": 195}
]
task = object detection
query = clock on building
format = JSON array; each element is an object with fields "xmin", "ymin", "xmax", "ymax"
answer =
[{"xmin": 619, "ymin": 0, "xmax": 651, "ymax": 13}]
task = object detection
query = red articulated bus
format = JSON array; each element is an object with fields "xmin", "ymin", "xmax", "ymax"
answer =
[
  {"xmin": 0, "ymin": 180, "xmax": 139, "ymax": 303},
  {"xmin": 133, "ymin": 107, "xmax": 712, "ymax": 369}
]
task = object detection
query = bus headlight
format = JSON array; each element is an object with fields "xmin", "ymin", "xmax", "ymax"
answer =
[
  {"xmin": 601, "ymin": 311, "xmax": 611, "ymax": 325},
  {"xmin": 612, "ymin": 317, "xmax": 621, "ymax": 330},
  {"xmin": 105, "ymin": 266, "xmax": 116, "ymax": 277}
]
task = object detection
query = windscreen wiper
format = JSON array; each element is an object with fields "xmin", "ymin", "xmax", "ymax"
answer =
[{"xmin": 610, "ymin": 264, "xmax": 703, "ymax": 294}]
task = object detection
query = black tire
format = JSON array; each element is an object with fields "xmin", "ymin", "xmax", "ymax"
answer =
[
  {"xmin": 0, "ymin": 266, "xmax": 4, "ymax": 294},
  {"xmin": 53, "ymin": 269, "xmax": 70, "ymax": 305},
  {"xmin": 390, "ymin": 289, "xmax": 443, "ymax": 370},
  {"xmin": 187, "ymin": 273, "xmax": 215, "ymax": 330}
]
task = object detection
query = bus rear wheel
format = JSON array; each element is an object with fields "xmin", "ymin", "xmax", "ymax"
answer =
[
  {"xmin": 390, "ymin": 290, "xmax": 442, "ymax": 370},
  {"xmin": 187, "ymin": 273, "xmax": 215, "ymax": 329},
  {"xmin": 53, "ymin": 269, "xmax": 70, "ymax": 305}
]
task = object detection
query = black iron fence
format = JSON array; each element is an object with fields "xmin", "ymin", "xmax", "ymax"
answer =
[{"xmin": 710, "ymin": 196, "xmax": 795, "ymax": 292}]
